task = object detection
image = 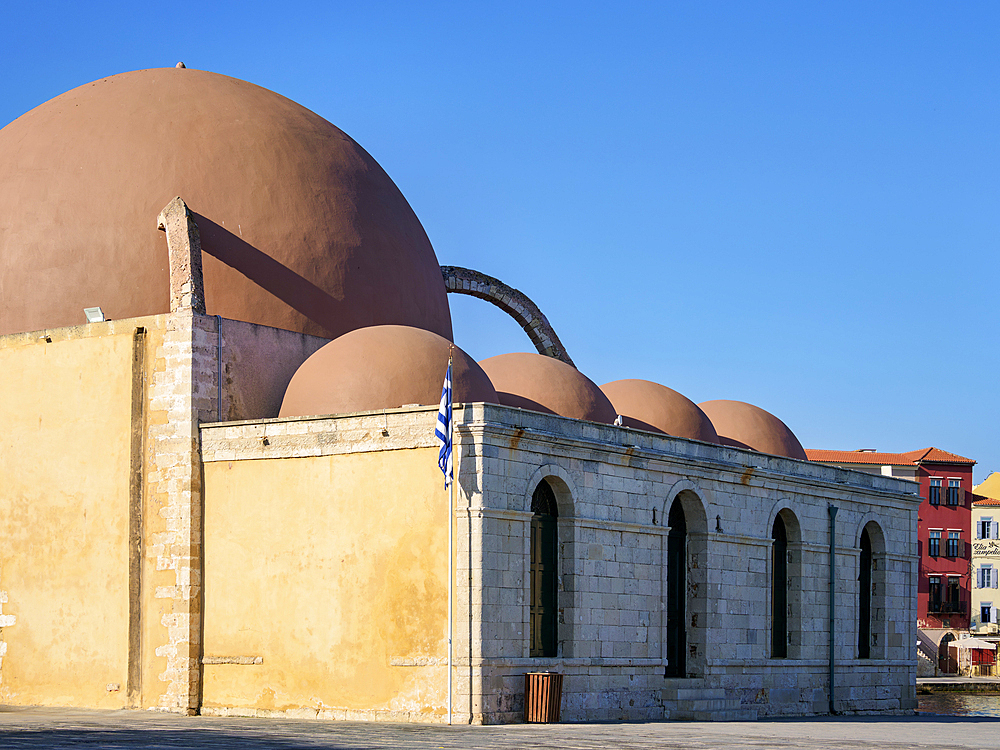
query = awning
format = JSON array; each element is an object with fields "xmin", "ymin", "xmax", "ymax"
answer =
[{"xmin": 949, "ymin": 637, "xmax": 997, "ymax": 650}]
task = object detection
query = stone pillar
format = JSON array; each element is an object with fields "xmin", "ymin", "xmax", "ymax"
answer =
[
  {"xmin": 146, "ymin": 198, "xmax": 216, "ymax": 711},
  {"xmin": 157, "ymin": 197, "xmax": 207, "ymax": 316},
  {"xmin": 145, "ymin": 312, "xmax": 217, "ymax": 713}
]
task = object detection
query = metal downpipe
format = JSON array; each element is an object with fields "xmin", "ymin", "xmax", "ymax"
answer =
[{"xmin": 828, "ymin": 504, "xmax": 838, "ymax": 715}]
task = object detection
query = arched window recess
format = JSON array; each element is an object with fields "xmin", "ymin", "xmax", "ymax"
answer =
[{"xmin": 530, "ymin": 480, "xmax": 558, "ymax": 657}]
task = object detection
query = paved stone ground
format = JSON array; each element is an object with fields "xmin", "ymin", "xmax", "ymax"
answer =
[{"xmin": 1, "ymin": 707, "xmax": 1000, "ymax": 750}]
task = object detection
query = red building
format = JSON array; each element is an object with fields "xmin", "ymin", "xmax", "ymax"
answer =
[{"xmin": 806, "ymin": 448, "xmax": 976, "ymax": 631}]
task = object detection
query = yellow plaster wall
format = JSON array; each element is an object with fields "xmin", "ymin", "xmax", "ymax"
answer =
[
  {"xmin": 0, "ymin": 329, "xmax": 134, "ymax": 707},
  {"xmin": 202, "ymin": 449, "xmax": 449, "ymax": 718},
  {"xmin": 976, "ymin": 473, "xmax": 1000, "ymax": 501}
]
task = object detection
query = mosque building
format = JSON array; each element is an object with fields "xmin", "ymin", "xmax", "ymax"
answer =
[{"xmin": 0, "ymin": 67, "xmax": 918, "ymax": 722}]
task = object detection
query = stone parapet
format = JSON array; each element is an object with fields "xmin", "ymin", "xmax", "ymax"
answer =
[{"xmin": 201, "ymin": 407, "xmax": 440, "ymax": 462}]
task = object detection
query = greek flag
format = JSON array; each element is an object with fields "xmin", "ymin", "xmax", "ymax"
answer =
[{"xmin": 435, "ymin": 360, "xmax": 453, "ymax": 489}]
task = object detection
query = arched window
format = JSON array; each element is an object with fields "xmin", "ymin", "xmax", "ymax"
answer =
[
  {"xmin": 530, "ymin": 480, "xmax": 558, "ymax": 657},
  {"xmin": 772, "ymin": 514, "xmax": 788, "ymax": 658},
  {"xmin": 858, "ymin": 527, "xmax": 873, "ymax": 659},
  {"xmin": 665, "ymin": 498, "xmax": 687, "ymax": 677}
]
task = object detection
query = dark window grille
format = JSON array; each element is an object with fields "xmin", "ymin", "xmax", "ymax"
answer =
[
  {"xmin": 858, "ymin": 528, "xmax": 872, "ymax": 659},
  {"xmin": 665, "ymin": 500, "xmax": 687, "ymax": 677},
  {"xmin": 529, "ymin": 480, "xmax": 558, "ymax": 658},
  {"xmin": 771, "ymin": 515, "xmax": 788, "ymax": 658}
]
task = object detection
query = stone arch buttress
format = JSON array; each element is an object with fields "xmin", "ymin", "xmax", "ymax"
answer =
[{"xmin": 441, "ymin": 266, "xmax": 574, "ymax": 366}]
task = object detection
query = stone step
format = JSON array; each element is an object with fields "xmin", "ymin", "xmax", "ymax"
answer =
[
  {"xmin": 660, "ymin": 681, "xmax": 758, "ymax": 721},
  {"xmin": 660, "ymin": 686, "xmax": 727, "ymax": 701},
  {"xmin": 668, "ymin": 707, "xmax": 759, "ymax": 721},
  {"xmin": 663, "ymin": 698, "xmax": 741, "ymax": 712}
]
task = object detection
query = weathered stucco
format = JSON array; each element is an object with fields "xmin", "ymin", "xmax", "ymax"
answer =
[
  {"xmin": 215, "ymin": 318, "xmax": 329, "ymax": 421},
  {"xmin": 0, "ymin": 312, "xmax": 331, "ymax": 712},
  {"xmin": 0, "ymin": 321, "xmax": 137, "ymax": 707},
  {"xmin": 201, "ymin": 449, "xmax": 450, "ymax": 720}
]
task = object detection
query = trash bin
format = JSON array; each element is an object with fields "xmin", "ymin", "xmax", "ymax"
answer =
[{"xmin": 524, "ymin": 671, "xmax": 563, "ymax": 723}]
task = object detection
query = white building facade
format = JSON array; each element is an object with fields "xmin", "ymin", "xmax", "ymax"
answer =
[{"xmin": 971, "ymin": 498, "xmax": 1000, "ymax": 634}]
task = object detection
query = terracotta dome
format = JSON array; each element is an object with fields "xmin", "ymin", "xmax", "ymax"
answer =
[
  {"xmin": 600, "ymin": 379, "xmax": 719, "ymax": 443},
  {"xmin": 0, "ymin": 68, "xmax": 452, "ymax": 340},
  {"xmin": 478, "ymin": 353, "xmax": 617, "ymax": 424},
  {"xmin": 697, "ymin": 400, "xmax": 807, "ymax": 460},
  {"xmin": 279, "ymin": 326, "xmax": 496, "ymax": 417}
]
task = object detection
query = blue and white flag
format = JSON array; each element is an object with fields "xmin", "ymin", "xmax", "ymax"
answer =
[{"xmin": 435, "ymin": 360, "xmax": 453, "ymax": 489}]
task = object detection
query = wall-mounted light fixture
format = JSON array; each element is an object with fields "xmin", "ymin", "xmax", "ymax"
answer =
[{"xmin": 84, "ymin": 307, "xmax": 105, "ymax": 323}]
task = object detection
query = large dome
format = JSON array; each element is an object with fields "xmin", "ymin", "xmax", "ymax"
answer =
[
  {"xmin": 698, "ymin": 400, "xmax": 807, "ymax": 460},
  {"xmin": 279, "ymin": 326, "xmax": 496, "ymax": 418},
  {"xmin": 601, "ymin": 379, "xmax": 719, "ymax": 443},
  {"xmin": 0, "ymin": 68, "xmax": 452, "ymax": 339},
  {"xmin": 478, "ymin": 353, "xmax": 617, "ymax": 424}
]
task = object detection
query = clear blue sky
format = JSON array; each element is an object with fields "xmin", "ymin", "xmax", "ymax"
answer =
[{"xmin": 3, "ymin": 2, "xmax": 997, "ymax": 482}]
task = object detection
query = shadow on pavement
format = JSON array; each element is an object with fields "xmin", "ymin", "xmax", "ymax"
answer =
[{"xmin": 0, "ymin": 727, "xmax": 369, "ymax": 749}]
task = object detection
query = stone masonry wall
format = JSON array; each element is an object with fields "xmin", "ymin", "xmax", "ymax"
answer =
[{"xmin": 455, "ymin": 403, "xmax": 919, "ymax": 723}]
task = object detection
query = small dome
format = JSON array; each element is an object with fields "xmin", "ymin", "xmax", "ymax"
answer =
[
  {"xmin": 0, "ymin": 68, "xmax": 452, "ymax": 339},
  {"xmin": 697, "ymin": 400, "xmax": 806, "ymax": 460},
  {"xmin": 601, "ymin": 379, "xmax": 719, "ymax": 443},
  {"xmin": 478, "ymin": 353, "xmax": 616, "ymax": 424},
  {"xmin": 279, "ymin": 326, "xmax": 496, "ymax": 417}
]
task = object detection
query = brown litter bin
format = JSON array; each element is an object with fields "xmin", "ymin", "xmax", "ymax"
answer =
[{"xmin": 524, "ymin": 671, "xmax": 563, "ymax": 723}]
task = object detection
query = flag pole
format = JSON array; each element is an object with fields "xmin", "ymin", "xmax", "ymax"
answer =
[
  {"xmin": 435, "ymin": 353, "xmax": 455, "ymax": 725},
  {"xmin": 447, "ymin": 353, "xmax": 454, "ymax": 726}
]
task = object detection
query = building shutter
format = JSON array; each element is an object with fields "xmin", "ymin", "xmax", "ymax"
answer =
[
  {"xmin": 993, "ymin": 522, "xmax": 998, "ymax": 540},
  {"xmin": 978, "ymin": 568, "xmax": 985, "ymax": 589},
  {"xmin": 992, "ymin": 606, "xmax": 997, "ymax": 624},
  {"xmin": 992, "ymin": 574, "xmax": 998, "ymax": 590},
  {"xmin": 960, "ymin": 539, "xmax": 966, "ymax": 557}
]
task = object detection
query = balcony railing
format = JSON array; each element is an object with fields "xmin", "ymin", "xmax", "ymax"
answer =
[{"xmin": 928, "ymin": 599, "xmax": 966, "ymax": 614}]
